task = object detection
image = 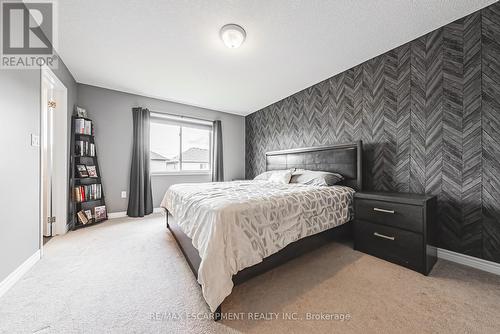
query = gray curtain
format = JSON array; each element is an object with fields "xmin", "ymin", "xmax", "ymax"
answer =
[
  {"xmin": 212, "ymin": 120, "xmax": 224, "ymax": 182},
  {"xmin": 127, "ymin": 107, "xmax": 153, "ymax": 217}
]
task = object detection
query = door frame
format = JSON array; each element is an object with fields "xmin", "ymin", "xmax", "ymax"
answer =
[{"xmin": 40, "ymin": 66, "xmax": 68, "ymax": 254}]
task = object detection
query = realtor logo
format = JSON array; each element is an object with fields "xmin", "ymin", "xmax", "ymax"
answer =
[{"xmin": 1, "ymin": 1, "xmax": 58, "ymax": 69}]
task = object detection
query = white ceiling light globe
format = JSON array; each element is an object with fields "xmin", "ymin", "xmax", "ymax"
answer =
[{"xmin": 220, "ymin": 24, "xmax": 246, "ymax": 49}]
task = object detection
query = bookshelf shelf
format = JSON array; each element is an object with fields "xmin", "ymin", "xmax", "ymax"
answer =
[
  {"xmin": 72, "ymin": 219, "xmax": 106, "ymax": 230},
  {"xmin": 75, "ymin": 180, "xmax": 101, "ymax": 187},
  {"xmin": 70, "ymin": 115, "xmax": 107, "ymax": 229},
  {"xmin": 76, "ymin": 198, "xmax": 105, "ymax": 205}
]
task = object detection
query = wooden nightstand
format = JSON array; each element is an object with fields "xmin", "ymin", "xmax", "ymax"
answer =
[{"xmin": 353, "ymin": 192, "xmax": 438, "ymax": 275}]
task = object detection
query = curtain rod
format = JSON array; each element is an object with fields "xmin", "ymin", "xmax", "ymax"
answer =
[{"xmin": 149, "ymin": 110, "xmax": 214, "ymax": 124}]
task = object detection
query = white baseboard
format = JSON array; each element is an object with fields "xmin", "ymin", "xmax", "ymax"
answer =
[
  {"xmin": 0, "ymin": 250, "xmax": 41, "ymax": 299},
  {"xmin": 108, "ymin": 208, "xmax": 164, "ymax": 219},
  {"xmin": 438, "ymin": 248, "xmax": 500, "ymax": 276},
  {"xmin": 57, "ymin": 220, "xmax": 69, "ymax": 236},
  {"xmin": 108, "ymin": 211, "xmax": 127, "ymax": 219}
]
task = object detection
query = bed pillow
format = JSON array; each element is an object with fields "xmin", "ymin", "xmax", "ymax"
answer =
[
  {"xmin": 290, "ymin": 170, "xmax": 344, "ymax": 186},
  {"xmin": 267, "ymin": 169, "xmax": 294, "ymax": 184},
  {"xmin": 254, "ymin": 169, "xmax": 294, "ymax": 181},
  {"xmin": 253, "ymin": 171, "xmax": 275, "ymax": 181}
]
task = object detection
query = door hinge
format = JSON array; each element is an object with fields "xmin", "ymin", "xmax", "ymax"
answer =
[{"xmin": 47, "ymin": 216, "xmax": 56, "ymax": 224}]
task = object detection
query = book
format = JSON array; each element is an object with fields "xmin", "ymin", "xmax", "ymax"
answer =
[
  {"xmin": 76, "ymin": 164, "xmax": 88, "ymax": 177},
  {"xmin": 86, "ymin": 165, "xmax": 98, "ymax": 177},
  {"xmin": 73, "ymin": 184, "xmax": 102, "ymax": 202},
  {"xmin": 74, "ymin": 118, "xmax": 85, "ymax": 134},
  {"xmin": 75, "ymin": 141, "xmax": 82, "ymax": 156},
  {"xmin": 75, "ymin": 141, "xmax": 95, "ymax": 156},
  {"xmin": 77, "ymin": 211, "xmax": 89, "ymax": 224},
  {"xmin": 94, "ymin": 205, "xmax": 107, "ymax": 221},
  {"xmin": 74, "ymin": 118, "xmax": 92, "ymax": 135},
  {"xmin": 84, "ymin": 210, "xmax": 93, "ymax": 221},
  {"xmin": 84, "ymin": 120, "xmax": 92, "ymax": 135}
]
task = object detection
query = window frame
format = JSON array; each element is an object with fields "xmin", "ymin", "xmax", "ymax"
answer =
[{"xmin": 149, "ymin": 113, "xmax": 212, "ymax": 176}]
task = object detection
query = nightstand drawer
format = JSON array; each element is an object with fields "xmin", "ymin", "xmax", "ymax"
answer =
[
  {"xmin": 355, "ymin": 199, "xmax": 423, "ymax": 233},
  {"xmin": 354, "ymin": 220, "xmax": 423, "ymax": 272}
]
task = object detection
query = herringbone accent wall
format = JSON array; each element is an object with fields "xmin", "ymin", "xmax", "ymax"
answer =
[{"xmin": 245, "ymin": 3, "xmax": 500, "ymax": 263}]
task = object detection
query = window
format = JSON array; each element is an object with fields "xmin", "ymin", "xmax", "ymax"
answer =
[{"xmin": 150, "ymin": 113, "xmax": 212, "ymax": 174}]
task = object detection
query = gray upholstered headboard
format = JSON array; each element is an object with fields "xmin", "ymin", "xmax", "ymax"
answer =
[{"xmin": 265, "ymin": 141, "xmax": 363, "ymax": 191}]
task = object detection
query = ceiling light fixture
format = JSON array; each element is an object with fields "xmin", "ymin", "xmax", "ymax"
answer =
[{"xmin": 220, "ymin": 24, "xmax": 246, "ymax": 49}]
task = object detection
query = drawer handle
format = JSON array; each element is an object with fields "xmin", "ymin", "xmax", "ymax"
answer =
[
  {"xmin": 373, "ymin": 207, "xmax": 395, "ymax": 214},
  {"xmin": 373, "ymin": 232, "xmax": 395, "ymax": 241}
]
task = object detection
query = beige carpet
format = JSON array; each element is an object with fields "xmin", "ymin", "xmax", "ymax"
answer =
[{"xmin": 1, "ymin": 214, "xmax": 500, "ymax": 334}]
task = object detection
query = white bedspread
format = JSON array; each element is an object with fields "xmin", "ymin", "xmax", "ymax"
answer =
[{"xmin": 160, "ymin": 180, "xmax": 354, "ymax": 312}]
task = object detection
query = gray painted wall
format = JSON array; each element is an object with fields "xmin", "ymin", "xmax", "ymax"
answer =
[
  {"xmin": 77, "ymin": 84, "xmax": 245, "ymax": 212},
  {"xmin": 0, "ymin": 70, "xmax": 41, "ymax": 282},
  {"xmin": 0, "ymin": 58, "xmax": 77, "ymax": 282}
]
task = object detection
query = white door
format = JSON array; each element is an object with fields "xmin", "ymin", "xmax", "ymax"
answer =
[
  {"xmin": 40, "ymin": 67, "xmax": 68, "ymax": 242},
  {"xmin": 41, "ymin": 85, "xmax": 55, "ymax": 236}
]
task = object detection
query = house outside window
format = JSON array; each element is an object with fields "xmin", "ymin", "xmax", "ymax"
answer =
[{"xmin": 150, "ymin": 113, "xmax": 212, "ymax": 174}]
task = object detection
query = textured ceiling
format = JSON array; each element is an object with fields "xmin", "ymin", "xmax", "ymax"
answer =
[{"xmin": 57, "ymin": 0, "xmax": 497, "ymax": 115}]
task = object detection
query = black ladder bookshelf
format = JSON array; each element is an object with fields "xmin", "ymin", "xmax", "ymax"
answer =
[{"xmin": 69, "ymin": 115, "xmax": 107, "ymax": 230}]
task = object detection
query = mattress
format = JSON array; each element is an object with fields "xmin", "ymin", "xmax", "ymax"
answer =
[{"xmin": 160, "ymin": 180, "xmax": 355, "ymax": 312}]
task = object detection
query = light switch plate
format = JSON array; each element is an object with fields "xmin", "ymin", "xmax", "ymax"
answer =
[
  {"xmin": 31, "ymin": 134, "xmax": 40, "ymax": 147},
  {"xmin": 121, "ymin": 191, "xmax": 127, "ymax": 199}
]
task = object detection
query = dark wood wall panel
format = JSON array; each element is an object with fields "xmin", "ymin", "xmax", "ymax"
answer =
[
  {"xmin": 389, "ymin": 44, "xmax": 412, "ymax": 192},
  {"xmin": 246, "ymin": 2, "xmax": 500, "ymax": 263},
  {"xmin": 482, "ymin": 4, "xmax": 500, "ymax": 262},
  {"xmin": 409, "ymin": 36, "xmax": 426, "ymax": 194},
  {"xmin": 424, "ymin": 29, "xmax": 444, "ymax": 197},
  {"xmin": 441, "ymin": 19, "xmax": 464, "ymax": 253},
  {"xmin": 462, "ymin": 12, "xmax": 483, "ymax": 257},
  {"xmin": 440, "ymin": 12, "xmax": 483, "ymax": 257}
]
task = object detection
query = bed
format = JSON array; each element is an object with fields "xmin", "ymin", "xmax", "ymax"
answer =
[{"xmin": 160, "ymin": 141, "xmax": 363, "ymax": 319}]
